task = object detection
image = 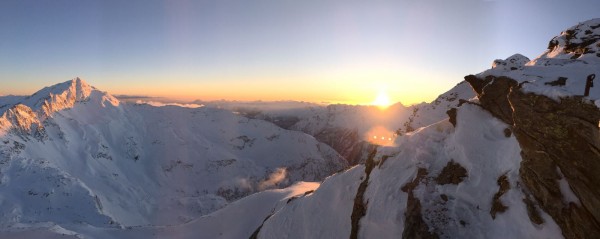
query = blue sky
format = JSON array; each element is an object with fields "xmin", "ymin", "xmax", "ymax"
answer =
[{"xmin": 1, "ymin": 0, "xmax": 599, "ymax": 104}]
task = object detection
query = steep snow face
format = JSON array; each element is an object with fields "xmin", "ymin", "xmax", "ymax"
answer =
[
  {"xmin": 257, "ymin": 166, "xmax": 365, "ymax": 238},
  {"xmin": 0, "ymin": 80, "xmax": 347, "ymax": 228}
]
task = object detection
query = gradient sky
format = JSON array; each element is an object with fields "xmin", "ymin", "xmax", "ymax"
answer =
[{"xmin": 1, "ymin": 0, "xmax": 599, "ymax": 105}]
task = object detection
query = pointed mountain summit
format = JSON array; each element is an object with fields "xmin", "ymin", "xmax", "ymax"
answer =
[
  {"xmin": 0, "ymin": 77, "xmax": 119, "ymax": 135},
  {"xmin": 21, "ymin": 77, "xmax": 119, "ymax": 116}
]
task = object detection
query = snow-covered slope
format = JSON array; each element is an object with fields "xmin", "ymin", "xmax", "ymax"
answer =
[
  {"xmin": 0, "ymin": 79, "xmax": 347, "ymax": 229},
  {"xmin": 77, "ymin": 18, "xmax": 598, "ymax": 239},
  {"xmin": 238, "ymin": 18, "xmax": 600, "ymax": 239},
  {"xmin": 1, "ymin": 182, "xmax": 320, "ymax": 239},
  {"xmin": 255, "ymin": 104, "xmax": 563, "ymax": 238},
  {"xmin": 4, "ymin": 18, "xmax": 600, "ymax": 239}
]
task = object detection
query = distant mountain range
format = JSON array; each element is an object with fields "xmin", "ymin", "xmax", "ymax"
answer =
[{"xmin": 1, "ymin": 18, "xmax": 600, "ymax": 239}]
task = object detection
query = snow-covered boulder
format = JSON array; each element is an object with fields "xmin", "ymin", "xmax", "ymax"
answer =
[{"xmin": 491, "ymin": 54, "xmax": 530, "ymax": 71}]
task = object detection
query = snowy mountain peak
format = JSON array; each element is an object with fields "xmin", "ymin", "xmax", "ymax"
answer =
[
  {"xmin": 533, "ymin": 18, "xmax": 600, "ymax": 63},
  {"xmin": 0, "ymin": 77, "xmax": 120, "ymax": 136},
  {"xmin": 23, "ymin": 77, "xmax": 119, "ymax": 116},
  {"xmin": 30, "ymin": 77, "xmax": 93, "ymax": 108}
]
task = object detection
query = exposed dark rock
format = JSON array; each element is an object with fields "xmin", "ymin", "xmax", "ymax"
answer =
[
  {"xmin": 464, "ymin": 75, "xmax": 492, "ymax": 96},
  {"xmin": 404, "ymin": 108, "xmax": 420, "ymax": 133},
  {"xmin": 465, "ymin": 74, "xmax": 600, "ymax": 238},
  {"xmin": 349, "ymin": 148, "xmax": 377, "ymax": 239},
  {"xmin": 550, "ymin": 21, "xmax": 600, "ymax": 59},
  {"xmin": 435, "ymin": 161, "xmax": 468, "ymax": 185},
  {"xmin": 479, "ymin": 76, "xmax": 518, "ymax": 124},
  {"xmin": 503, "ymin": 128, "xmax": 512, "ymax": 137},
  {"xmin": 490, "ymin": 174, "xmax": 510, "ymax": 219},
  {"xmin": 378, "ymin": 155, "xmax": 391, "ymax": 168},
  {"xmin": 523, "ymin": 193, "xmax": 545, "ymax": 225},
  {"xmin": 545, "ymin": 77, "xmax": 568, "ymax": 86},
  {"xmin": 511, "ymin": 90, "xmax": 600, "ymax": 239},
  {"xmin": 249, "ymin": 214, "xmax": 273, "ymax": 239},
  {"xmin": 401, "ymin": 168, "xmax": 439, "ymax": 239},
  {"xmin": 457, "ymin": 99, "xmax": 470, "ymax": 107},
  {"xmin": 440, "ymin": 194, "xmax": 448, "ymax": 202},
  {"xmin": 446, "ymin": 108, "xmax": 457, "ymax": 127}
]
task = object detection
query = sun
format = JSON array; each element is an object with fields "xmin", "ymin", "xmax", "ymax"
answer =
[{"xmin": 372, "ymin": 90, "xmax": 392, "ymax": 109}]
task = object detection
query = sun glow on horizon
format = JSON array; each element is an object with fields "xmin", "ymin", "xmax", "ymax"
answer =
[{"xmin": 372, "ymin": 89, "xmax": 392, "ymax": 109}]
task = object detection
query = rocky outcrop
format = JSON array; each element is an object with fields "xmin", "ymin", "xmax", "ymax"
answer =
[
  {"xmin": 401, "ymin": 168, "xmax": 439, "ymax": 239},
  {"xmin": 0, "ymin": 104, "xmax": 46, "ymax": 140},
  {"xmin": 466, "ymin": 74, "xmax": 600, "ymax": 238},
  {"xmin": 490, "ymin": 174, "xmax": 510, "ymax": 219},
  {"xmin": 546, "ymin": 19, "xmax": 600, "ymax": 59},
  {"xmin": 434, "ymin": 161, "xmax": 467, "ymax": 185},
  {"xmin": 464, "ymin": 75, "xmax": 517, "ymax": 124},
  {"xmin": 350, "ymin": 148, "xmax": 377, "ymax": 239}
]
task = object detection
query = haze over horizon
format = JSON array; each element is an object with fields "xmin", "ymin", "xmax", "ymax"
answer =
[{"xmin": 2, "ymin": 0, "xmax": 600, "ymax": 105}]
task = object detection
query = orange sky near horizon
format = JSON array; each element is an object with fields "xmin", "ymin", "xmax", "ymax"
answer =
[
  {"xmin": 4, "ymin": 1, "xmax": 600, "ymax": 108},
  {"xmin": 3, "ymin": 64, "xmax": 452, "ymax": 106},
  {"xmin": 93, "ymin": 70, "xmax": 448, "ymax": 106}
]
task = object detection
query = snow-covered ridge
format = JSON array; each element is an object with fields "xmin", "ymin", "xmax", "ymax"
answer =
[
  {"xmin": 534, "ymin": 18, "xmax": 600, "ymax": 62},
  {"xmin": 478, "ymin": 19, "xmax": 600, "ymax": 103},
  {"xmin": 0, "ymin": 77, "xmax": 119, "ymax": 134}
]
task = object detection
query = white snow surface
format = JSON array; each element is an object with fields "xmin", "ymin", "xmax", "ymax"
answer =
[
  {"xmin": 361, "ymin": 105, "xmax": 562, "ymax": 239},
  {"xmin": 236, "ymin": 104, "xmax": 563, "ymax": 239},
  {"xmin": 0, "ymin": 79, "xmax": 347, "ymax": 230},
  {"xmin": 258, "ymin": 165, "xmax": 365, "ymax": 238},
  {"xmin": 1, "ymin": 182, "xmax": 319, "ymax": 239}
]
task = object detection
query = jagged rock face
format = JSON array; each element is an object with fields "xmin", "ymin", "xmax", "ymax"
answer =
[
  {"xmin": 466, "ymin": 75, "xmax": 600, "ymax": 238},
  {"xmin": 511, "ymin": 90, "xmax": 600, "ymax": 239},
  {"xmin": 2, "ymin": 104, "xmax": 42, "ymax": 135},
  {"xmin": 542, "ymin": 18, "xmax": 600, "ymax": 60},
  {"xmin": 464, "ymin": 75, "xmax": 517, "ymax": 124},
  {"xmin": 401, "ymin": 168, "xmax": 439, "ymax": 239}
]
